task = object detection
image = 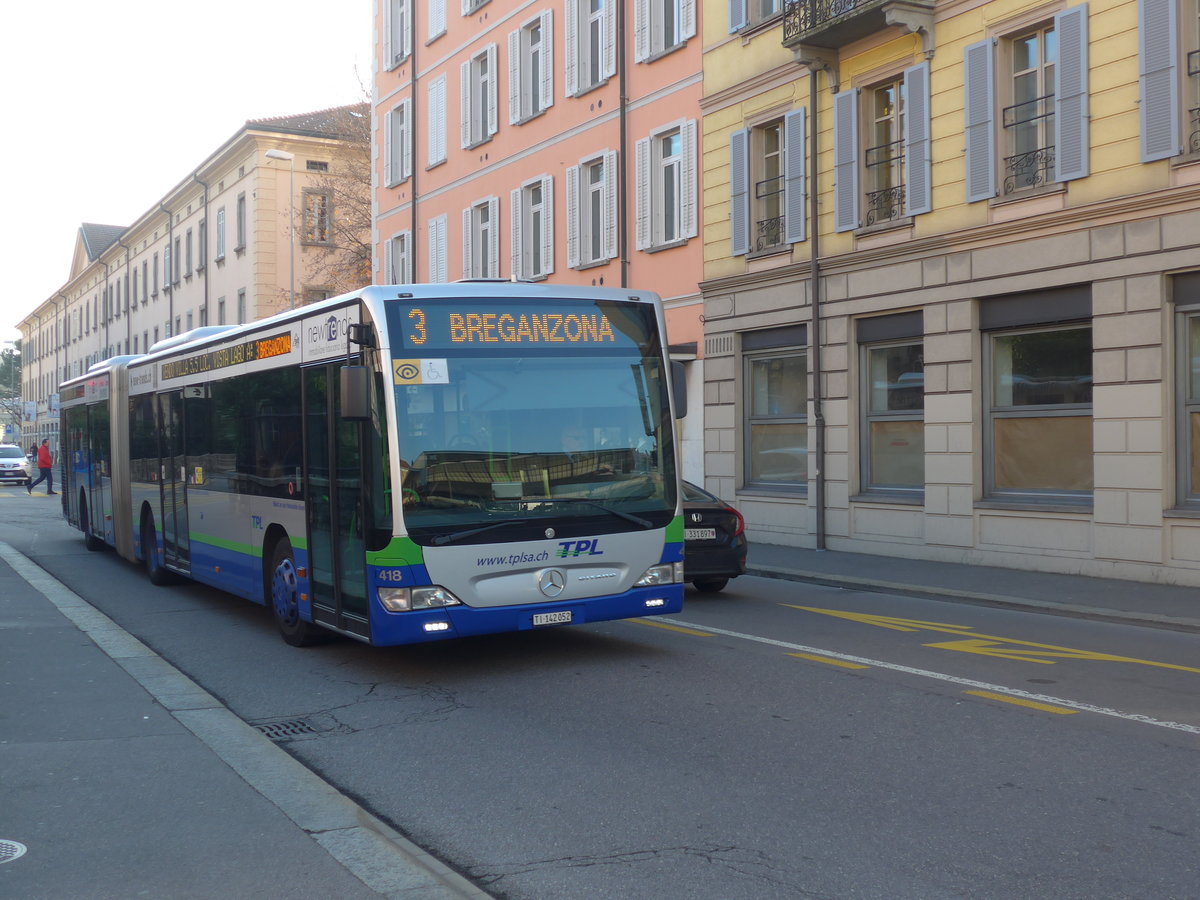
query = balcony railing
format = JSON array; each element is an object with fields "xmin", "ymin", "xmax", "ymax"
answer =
[
  {"xmin": 864, "ymin": 139, "xmax": 906, "ymax": 225},
  {"xmin": 782, "ymin": 0, "xmax": 933, "ymax": 51},
  {"xmin": 1003, "ymin": 146, "xmax": 1055, "ymax": 194},
  {"xmin": 1190, "ymin": 107, "xmax": 1200, "ymax": 154},
  {"xmin": 753, "ymin": 176, "xmax": 786, "ymax": 253}
]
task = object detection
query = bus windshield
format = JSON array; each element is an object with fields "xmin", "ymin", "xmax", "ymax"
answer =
[{"xmin": 387, "ymin": 297, "xmax": 677, "ymax": 544}]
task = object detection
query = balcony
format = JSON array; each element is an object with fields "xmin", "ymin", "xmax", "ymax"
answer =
[{"xmin": 782, "ymin": 0, "xmax": 934, "ymax": 52}]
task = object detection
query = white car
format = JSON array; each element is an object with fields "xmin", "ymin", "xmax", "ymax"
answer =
[{"xmin": 0, "ymin": 444, "xmax": 31, "ymax": 485}]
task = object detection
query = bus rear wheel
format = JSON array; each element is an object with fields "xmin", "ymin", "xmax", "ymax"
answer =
[
  {"xmin": 141, "ymin": 513, "xmax": 173, "ymax": 586},
  {"xmin": 268, "ymin": 539, "xmax": 329, "ymax": 647},
  {"xmin": 81, "ymin": 495, "xmax": 105, "ymax": 552}
]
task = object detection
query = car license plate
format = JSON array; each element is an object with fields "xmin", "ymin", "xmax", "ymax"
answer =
[
  {"xmin": 533, "ymin": 610, "xmax": 573, "ymax": 627},
  {"xmin": 685, "ymin": 528, "xmax": 717, "ymax": 541}
]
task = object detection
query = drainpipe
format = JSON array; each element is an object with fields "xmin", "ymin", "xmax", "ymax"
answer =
[
  {"xmin": 101, "ymin": 261, "xmax": 111, "ymax": 359},
  {"xmin": 617, "ymin": 1, "xmax": 629, "ymax": 289},
  {"xmin": 192, "ymin": 173, "xmax": 210, "ymax": 326},
  {"xmin": 116, "ymin": 238, "xmax": 132, "ymax": 353},
  {"xmin": 56, "ymin": 292, "xmax": 69, "ymax": 389}
]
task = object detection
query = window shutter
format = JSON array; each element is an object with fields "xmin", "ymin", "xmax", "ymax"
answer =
[
  {"xmin": 635, "ymin": 137, "xmax": 651, "ymax": 250},
  {"xmin": 508, "ymin": 30, "xmax": 521, "ymax": 124},
  {"xmin": 904, "ymin": 62, "xmax": 932, "ymax": 216},
  {"xmin": 384, "ymin": 0, "xmax": 393, "ymax": 69},
  {"xmin": 1054, "ymin": 5, "xmax": 1090, "ymax": 182},
  {"xmin": 428, "ymin": 218, "xmax": 440, "ymax": 282},
  {"xmin": 729, "ymin": 129, "xmax": 750, "ymax": 256},
  {"xmin": 385, "ymin": 235, "xmax": 395, "ymax": 283},
  {"xmin": 681, "ymin": 0, "xmax": 696, "ymax": 40},
  {"xmin": 400, "ymin": 0, "xmax": 412, "ymax": 60},
  {"xmin": 488, "ymin": 196, "xmax": 500, "ymax": 277},
  {"xmin": 1139, "ymin": 0, "xmax": 1179, "ymax": 161},
  {"xmin": 541, "ymin": 11, "xmax": 554, "ymax": 110},
  {"xmin": 604, "ymin": 1, "xmax": 617, "ymax": 78},
  {"xmin": 428, "ymin": 0, "xmax": 445, "ymax": 40},
  {"xmin": 384, "ymin": 108, "xmax": 396, "ymax": 187},
  {"xmin": 833, "ymin": 89, "xmax": 859, "ymax": 233},
  {"xmin": 462, "ymin": 208, "xmax": 473, "ymax": 278},
  {"xmin": 604, "ymin": 150, "xmax": 619, "ymax": 259},
  {"xmin": 681, "ymin": 119, "xmax": 698, "ymax": 239},
  {"xmin": 729, "ymin": 0, "xmax": 746, "ymax": 32},
  {"xmin": 511, "ymin": 188, "xmax": 524, "ymax": 278},
  {"xmin": 964, "ymin": 39, "xmax": 996, "ymax": 202},
  {"xmin": 486, "ymin": 44, "xmax": 499, "ymax": 137},
  {"xmin": 541, "ymin": 175, "xmax": 555, "ymax": 275},
  {"xmin": 460, "ymin": 0, "xmax": 469, "ymax": 14},
  {"xmin": 634, "ymin": 0, "xmax": 650, "ymax": 63},
  {"xmin": 784, "ymin": 108, "xmax": 807, "ymax": 243},
  {"xmin": 401, "ymin": 99, "xmax": 412, "ymax": 180},
  {"xmin": 566, "ymin": 165, "xmax": 581, "ymax": 268},
  {"xmin": 460, "ymin": 60, "xmax": 471, "ymax": 148},
  {"xmin": 429, "ymin": 77, "xmax": 447, "ymax": 164},
  {"xmin": 565, "ymin": 0, "xmax": 578, "ymax": 96}
]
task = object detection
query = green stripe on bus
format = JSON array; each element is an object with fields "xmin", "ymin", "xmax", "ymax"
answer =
[
  {"xmin": 666, "ymin": 515, "xmax": 684, "ymax": 543},
  {"xmin": 366, "ymin": 536, "xmax": 424, "ymax": 567}
]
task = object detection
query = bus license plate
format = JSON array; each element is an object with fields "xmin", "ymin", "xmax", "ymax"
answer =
[
  {"xmin": 533, "ymin": 610, "xmax": 573, "ymax": 627},
  {"xmin": 685, "ymin": 528, "xmax": 717, "ymax": 541}
]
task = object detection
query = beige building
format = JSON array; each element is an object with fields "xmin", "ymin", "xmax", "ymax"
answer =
[
  {"xmin": 701, "ymin": 0, "xmax": 1200, "ymax": 586},
  {"xmin": 16, "ymin": 104, "xmax": 370, "ymax": 451}
]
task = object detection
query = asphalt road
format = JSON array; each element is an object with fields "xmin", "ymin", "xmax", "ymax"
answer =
[{"xmin": 3, "ymin": 488, "xmax": 1198, "ymax": 899}]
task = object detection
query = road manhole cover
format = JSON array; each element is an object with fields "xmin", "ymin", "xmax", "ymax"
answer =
[{"xmin": 0, "ymin": 840, "xmax": 27, "ymax": 864}]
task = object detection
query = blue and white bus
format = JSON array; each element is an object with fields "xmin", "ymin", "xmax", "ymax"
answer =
[{"xmin": 59, "ymin": 283, "xmax": 687, "ymax": 646}]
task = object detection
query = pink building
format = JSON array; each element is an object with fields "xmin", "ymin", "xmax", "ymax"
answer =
[{"xmin": 372, "ymin": 0, "xmax": 705, "ymax": 479}]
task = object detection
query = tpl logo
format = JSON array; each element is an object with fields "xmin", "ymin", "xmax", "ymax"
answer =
[{"xmin": 557, "ymin": 539, "xmax": 603, "ymax": 558}]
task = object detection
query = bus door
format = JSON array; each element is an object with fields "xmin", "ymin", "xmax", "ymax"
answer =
[
  {"xmin": 157, "ymin": 391, "xmax": 190, "ymax": 574},
  {"xmin": 302, "ymin": 364, "xmax": 369, "ymax": 640},
  {"xmin": 88, "ymin": 401, "xmax": 111, "ymax": 542}
]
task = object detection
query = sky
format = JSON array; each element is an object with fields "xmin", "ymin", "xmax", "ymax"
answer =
[{"xmin": 0, "ymin": 0, "xmax": 373, "ymax": 344}]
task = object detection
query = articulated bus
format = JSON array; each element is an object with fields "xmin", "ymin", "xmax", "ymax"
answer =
[{"xmin": 59, "ymin": 283, "xmax": 687, "ymax": 646}]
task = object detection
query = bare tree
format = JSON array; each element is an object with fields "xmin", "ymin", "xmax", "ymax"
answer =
[
  {"xmin": 299, "ymin": 103, "xmax": 372, "ymax": 299},
  {"xmin": 0, "ymin": 341, "xmax": 22, "ymax": 443}
]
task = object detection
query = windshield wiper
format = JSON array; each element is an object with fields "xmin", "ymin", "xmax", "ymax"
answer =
[
  {"xmin": 549, "ymin": 499, "xmax": 655, "ymax": 529},
  {"xmin": 430, "ymin": 519, "xmax": 526, "ymax": 546}
]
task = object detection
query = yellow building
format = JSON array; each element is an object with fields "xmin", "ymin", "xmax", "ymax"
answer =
[{"xmin": 702, "ymin": 0, "xmax": 1200, "ymax": 585}]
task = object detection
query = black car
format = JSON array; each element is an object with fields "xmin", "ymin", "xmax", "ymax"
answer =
[{"xmin": 681, "ymin": 480, "xmax": 748, "ymax": 592}]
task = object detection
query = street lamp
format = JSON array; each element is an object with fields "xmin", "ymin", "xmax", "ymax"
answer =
[{"xmin": 264, "ymin": 148, "xmax": 296, "ymax": 309}]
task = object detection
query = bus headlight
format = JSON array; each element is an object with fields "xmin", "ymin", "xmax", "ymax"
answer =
[
  {"xmin": 378, "ymin": 586, "xmax": 463, "ymax": 612},
  {"xmin": 634, "ymin": 562, "xmax": 683, "ymax": 587}
]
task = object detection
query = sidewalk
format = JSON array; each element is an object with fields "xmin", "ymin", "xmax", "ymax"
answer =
[
  {"xmin": 0, "ymin": 541, "xmax": 490, "ymax": 900},
  {"xmin": 746, "ymin": 541, "xmax": 1200, "ymax": 634}
]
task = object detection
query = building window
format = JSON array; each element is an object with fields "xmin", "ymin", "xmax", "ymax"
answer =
[
  {"xmin": 237, "ymin": 289, "xmax": 246, "ymax": 325},
  {"xmin": 198, "ymin": 219, "xmax": 207, "ymax": 270},
  {"xmin": 985, "ymin": 324, "xmax": 1093, "ymax": 501},
  {"xmin": 163, "ymin": 246, "xmax": 172, "ymax": 290},
  {"xmin": 185, "ymin": 229, "xmax": 194, "ymax": 276},
  {"xmin": 511, "ymin": 177, "xmax": 554, "ymax": 280},
  {"xmin": 186, "ymin": 311, "xmax": 193, "ymax": 331},
  {"xmin": 567, "ymin": 151, "xmax": 618, "ymax": 268},
  {"xmin": 509, "ymin": 11, "xmax": 553, "ymax": 124},
  {"xmin": 428, "ymin": 215, "xmax": 449, "ymax": 282},
  {"xmin": 460, "ymin": 44, "xmax": 498, "ymax": 148},
  {"xmin": 635, "ymin": 120, "xmax": 697, "ymax": 250},
  {"xmin": 235, "ymin": 193, "xmax": 247, "ymax": 251},
  {"xmin": 218, "ymin": 297, "xmax": 226, "ymax": 326},
  {"xmin": 463, "ymin": 0, "xmax": 488, "ymax": 14},
  {"xmin": 385, "ymin": 0, "xmax": 411, "ymax": 69},
  {"xmin": 865, "ymin": 79, "xmax": 906, "ymax": 225},
  {"xmin": 744, "ymin": 332, "xmax": 808, "ymax": 490},
  {"xmin": 634, "ymin": 0, "xmax": 695, "ymax": 61},
  {"xmin": 385, "ymin": 99, "xmax": 413, "ymax": 187},
  {"xmin": 152, "ymin": 253, "xmax": 159, "ymax": 298},
  {"xmin": 463, "ymin": 197, "xmax": 500, "ymax": 279},
  {"xmin": 386, "ymin": 231, "xmax": 412, "ymax": 284},
  {"xmin": 1175, "ymin": 275, "xmax": 1200, "ymax": 505},
  {"xmin": 566, "ymin": 0, "xmax": 615, "ymax": 96},
  {"xmin": 860, "ymin": 333, "xmax": 924, "ymax": 495},
  {"xmin": 428, "ymin": 75, "xmax": 448, "ymax": 165},
  {"xmin": 963, "ymin": 7, "xmax": 1088, "ymax": 202},
  {"xmin": 730, "ymin": 0, "xmax": 781, "ymax": 29},
  {"xmin": 173, "ymin": 237, "xmax": 182, "ymax": 284},
  {"xmin": 306, "ymin": 160, "xmax": 328, "ymax": 172},
  {"xmin": 142, "ymin": 261, "xmax": 149, "ymax": 303},
  {"xmin": 730, "ymin": 111, "xmax": 806, "ymax": 255},
  {"xmin": 303, "ymin": 191, "xmax": 333, "ymax": 245},
  {"xmin": 199, "ymin": 306, "xmax": 208, "ymax": 327},
  {"xmin": 216, "ymin": 207, "xmax": 226, "ymax": 261}
]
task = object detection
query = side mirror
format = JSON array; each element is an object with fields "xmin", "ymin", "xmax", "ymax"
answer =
[
  {"xmin": 340, "ymin": 366, "xmax": 371, "ymax": 421},
  {"xmin": 671, "ymin": 360, "xmax": 687, "ymax": 419}
]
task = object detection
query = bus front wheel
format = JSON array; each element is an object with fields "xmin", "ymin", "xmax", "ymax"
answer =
[{"xmin": 268, "ymin": 539, "xmax": 329, "ymax": 647}]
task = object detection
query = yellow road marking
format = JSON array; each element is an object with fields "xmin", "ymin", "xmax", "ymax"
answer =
[
  {"xmin": 791, "ymin": 605, "xmax": 1200, "ymax": 674},
  {"xmin": 964, "ymin": 690, "xmax": 1079, "ymax": 715},
  {"xmin": 787, "ymin": 651, "xmax": 870, "ymax": 670},
  {"xmin": 630, "ymin": 618, "xmax": 714, "ymax": 637}
]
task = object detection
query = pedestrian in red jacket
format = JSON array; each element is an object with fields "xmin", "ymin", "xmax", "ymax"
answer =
[{"xmin": 27, "ymin": 439, "xmax": 55, "ymax": 495}]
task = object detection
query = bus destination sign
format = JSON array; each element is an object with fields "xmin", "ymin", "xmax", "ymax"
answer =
[
  {"xmin": 161, "ymin": 332, "xmax": 293, "ymax": 381},
  {"xmin": 398, "ymin": 301, "xmax": 651, "ymax": 351}
]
